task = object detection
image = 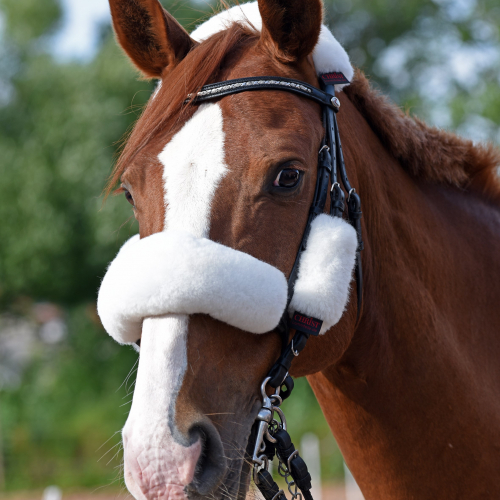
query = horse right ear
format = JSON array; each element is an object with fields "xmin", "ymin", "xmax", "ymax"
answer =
[
  {"xmin": 258, "ymin": 0, "xmax": 322, "ymax": 63},
  {"xmin": 108, "ymin": 0, "xmax": 195, "ymax": 78}
]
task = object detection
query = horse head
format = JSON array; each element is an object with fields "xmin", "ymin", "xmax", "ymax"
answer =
[{"xmin": 99, "ymin": 1, "xmax": 360, "ymax": 498}]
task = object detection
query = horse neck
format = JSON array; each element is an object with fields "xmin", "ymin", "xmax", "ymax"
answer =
[{"xmin": 307, "ymin": 91, "xmax": 500, "ymax": 498}]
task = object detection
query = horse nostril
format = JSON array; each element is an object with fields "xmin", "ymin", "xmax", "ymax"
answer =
[{"xmin": 188, "ymin": 422, "xmax": 226, "ymax": 497}]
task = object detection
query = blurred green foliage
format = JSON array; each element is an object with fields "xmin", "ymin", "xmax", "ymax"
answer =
[
  {"xmin": 0, "ymin": 29, "xmax": 147, "ymax": 303},
  {"xmin": 1, "ymin": 0, "xmax": 61, "ymax": 44},
  {"xmin": 327, "ymin": 0, "xmax": 500, "ymax": 137},
  {"xmin": 0, "ymin": 0, "xmax": 498, "ymax": 493},
  {"xmin": 2, "ymin": 306, "xmax": 137, "ymax": 489}
]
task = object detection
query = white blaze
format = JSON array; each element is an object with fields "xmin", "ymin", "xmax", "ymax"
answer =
[
  {"xmin": 124, "ymin": 316, "xmax": 201, "ymax": 498},
  {"xmin": 160, "ymin": 103, "xmax": 228, "ymax": 237},
  {"xmin": 123, "ymin": 103, "xmax": 228, "ymax": 494}
]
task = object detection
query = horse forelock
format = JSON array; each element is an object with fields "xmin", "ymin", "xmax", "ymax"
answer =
[{"xmin": 107, "ymin": 24, "xmax": 257, "ymax": 199}]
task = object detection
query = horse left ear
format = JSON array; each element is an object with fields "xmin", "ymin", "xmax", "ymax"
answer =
[
  {"xmin": 257, "ymin": 0, "xmax": 322, "ymax": 62},
  {"xmin": 109, "ymin": 0, "xmax": 195, "ymax": 78}
]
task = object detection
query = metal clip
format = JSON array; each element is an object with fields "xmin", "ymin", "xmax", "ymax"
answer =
[{"xmin": 252, "ymin": 378, "xmax": 280, "ymax": 465}]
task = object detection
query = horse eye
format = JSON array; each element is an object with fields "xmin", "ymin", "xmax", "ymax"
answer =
[
  {"xmin": 124, "ymin": 188, "xmax": 134, "ymax": 206},
  {"xmin": 273, "ymin": 168, "xmax": 302, "ymax": 188}
]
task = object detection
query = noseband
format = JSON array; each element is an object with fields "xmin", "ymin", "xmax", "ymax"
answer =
[{"xmin": 191, "ymin": 72, "xmax": 364, "ymax": 500}]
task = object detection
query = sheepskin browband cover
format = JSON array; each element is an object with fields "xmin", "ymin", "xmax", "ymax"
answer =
[
  {"xmin": 190, "ymin": 1, "xmax": 354, "ymax": 90},
  {"xmin": 97, "ymin": 215, "xmax": 357, "ymax": 344}
]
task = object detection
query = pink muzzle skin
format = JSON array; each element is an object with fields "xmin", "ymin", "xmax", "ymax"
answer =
[{"xmin": 123, "ymin": 430, "xmax": 202, "ymax": 500}]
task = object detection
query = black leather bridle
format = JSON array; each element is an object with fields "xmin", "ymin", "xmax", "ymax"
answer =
[{"xmin": 191, "ymin": 73, "xmax": 364, "ymax": 398}]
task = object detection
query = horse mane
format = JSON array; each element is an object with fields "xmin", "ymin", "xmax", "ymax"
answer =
[
  {"xmin": 344, "ymin": 70, "xmax": 500, "ymax": 204},
  {"xmin": 106, "ymin": 23, "xmax": 257, "ymax": 195},
  {"xmin": 108, "ymin": 26, "xmax": 500, "ymax": 206}
]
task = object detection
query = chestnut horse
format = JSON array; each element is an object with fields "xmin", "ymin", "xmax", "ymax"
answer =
[{"xmin": 100, "ymin": 0, "xmax": 500, "ymax": 498}]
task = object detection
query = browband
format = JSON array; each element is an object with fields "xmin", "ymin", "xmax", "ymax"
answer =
[{"xmin": 188, "ymin": 76, "xmax": 340, "ymax": 109}]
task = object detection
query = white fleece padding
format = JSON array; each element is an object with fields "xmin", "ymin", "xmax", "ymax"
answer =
[
  {"xmin": 289, "ymin": 214, "xmax": 357, "ymax": 334},
  {"xmin": 191, "ymin": 1, "xmax": 353, "ymax": 89},
  {"xmin": 97, "ymin": 230, "xmax": 288, "ymax": 344},
  {"xmin": 98, "ymin": 214, "xmax": 357, "ymax": 343}
]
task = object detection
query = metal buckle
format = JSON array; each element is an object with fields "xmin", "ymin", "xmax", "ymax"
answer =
[{"xmin": 252, "ymin": 455, "xmax": 269, "ymax": 485}]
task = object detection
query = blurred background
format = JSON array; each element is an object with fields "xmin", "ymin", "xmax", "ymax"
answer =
[{"xmin": 0, "ymin": 0, "xmax": 499, "ymax": 498}]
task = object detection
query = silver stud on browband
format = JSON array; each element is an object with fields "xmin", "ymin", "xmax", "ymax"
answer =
[{"xmin": 331, "ymin": 96, "xmax": 340, "ymax": 110}]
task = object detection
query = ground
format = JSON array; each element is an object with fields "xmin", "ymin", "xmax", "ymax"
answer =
[{"xmin": 3, "ymin": 484, "xmax": 349, "ymax": 500}]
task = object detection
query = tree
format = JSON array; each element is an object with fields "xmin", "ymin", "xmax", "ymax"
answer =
[{"xmin": 325, "ymin": 0, "xmax": 500, "ymax": 142}]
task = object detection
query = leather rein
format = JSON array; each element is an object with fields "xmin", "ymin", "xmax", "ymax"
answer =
[{"xmin": 190, "ymin": 73, "xmax": 364, "ymax": 500}]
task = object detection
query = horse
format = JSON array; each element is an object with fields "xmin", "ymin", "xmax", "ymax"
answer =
[{"xmin": 98, "ymin": 0, "xmax": 500, "ymax": 499}]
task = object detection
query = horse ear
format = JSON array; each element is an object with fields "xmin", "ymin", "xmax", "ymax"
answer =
[
  {"xmin": 108, "ymin": 0, "xmax": 195, "ymax": 78},
  {"xmin": 257, "ymin": 0, "xmax": 322, "ymax": 62}
]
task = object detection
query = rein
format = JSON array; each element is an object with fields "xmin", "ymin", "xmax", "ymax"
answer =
[{"xmin": 191, "ymin": 73, "xmax": 364, "ymax": 500}]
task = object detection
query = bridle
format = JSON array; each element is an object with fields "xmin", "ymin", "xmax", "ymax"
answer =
[
  {"xmin": 191, "ymin": 73, "xmax": 363, "ymax": 380},
  {"xmin": 190, "ymin": 73, "xmax": 363, "ymax": 500}
]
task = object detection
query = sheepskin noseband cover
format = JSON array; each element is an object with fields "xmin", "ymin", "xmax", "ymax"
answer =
[{"xmin": 97, "ymin": 215, "xmax": 357, "ymax": 344}]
